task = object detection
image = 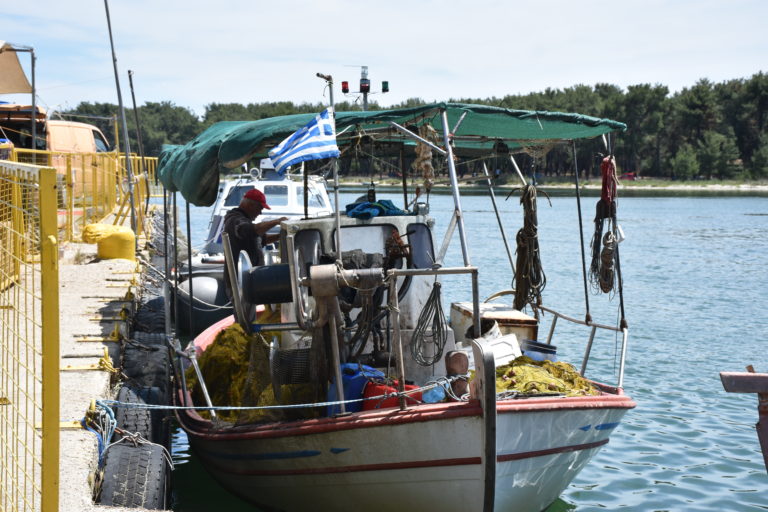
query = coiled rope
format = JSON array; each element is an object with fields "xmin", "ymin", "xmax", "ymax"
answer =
[
  {"xmin": 590, "ymin": 156, "xmax": 619, "ymax": 294},
  {"xmin": 411, "ymin": 280, "xmax": 448, "ymax": 366},
  {"xmin": 509, "ymin": 184, "xmax": 549, "ymax": 312}
]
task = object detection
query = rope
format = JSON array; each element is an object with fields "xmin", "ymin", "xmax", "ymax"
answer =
[
  {"xmin": 95, "ymin": 375, "xmax": 470, "ymax": 413},
  {"xmin": 82, "ymin": 401, "xmax": 117, "ymax": 466},
  {"xmin": 411, "ymin": 280, "xmax": 448, "ymax": 366},
  {"xmin": 589, "ymin": 155, "xmax": 619, "ymax": 294},
  {"xmin": 102, "ymin": 433, "xmax": 175, "ymax": 471},
  {"xmin": 509, "ymin": 184, "xmax": 549, "ymax": 312}
]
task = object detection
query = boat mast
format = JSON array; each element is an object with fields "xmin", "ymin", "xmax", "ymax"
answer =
[
  {"xmin": 316, "ymin": 73, "xmax": 343, "ymax": 264},
  {"xmin": 440, "ymin": 109, "xmax": 471, "ymax": 266}
]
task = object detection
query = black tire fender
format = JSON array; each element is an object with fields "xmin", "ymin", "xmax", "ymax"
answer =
[{"xmin": 99, "ymin": 442, "xmax": 169, "ymax": 509}]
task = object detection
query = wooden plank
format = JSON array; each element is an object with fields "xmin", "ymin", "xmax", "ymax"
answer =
[{"xmin": 720, "ymin": 372, "xmax": 768, "ymax": 394}]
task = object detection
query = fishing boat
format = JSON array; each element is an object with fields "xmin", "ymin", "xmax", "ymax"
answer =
[
  {"xmin": 174, "ymin": 158, "xmax": 333, "ymax": 335},
  {"xmin": 159, "ymin": 102, "xmax": 636, "ymax": 512}
]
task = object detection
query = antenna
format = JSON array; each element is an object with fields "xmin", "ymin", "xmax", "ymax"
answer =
[{"xmin": 340, "ymin": 65, "xmax": 389, "ymax": 111}]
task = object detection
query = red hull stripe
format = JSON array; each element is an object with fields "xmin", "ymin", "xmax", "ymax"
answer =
[
  {"xmin": 497, "ymin": 438, "xmax": 609, "ymax": 462},
  {"xmin": 203, "ymin": 456, "xmax": 482, "ymax": 476},
  {"xmin": 199, "ymin": 439, "xmax": 609, "ymax": 477}
]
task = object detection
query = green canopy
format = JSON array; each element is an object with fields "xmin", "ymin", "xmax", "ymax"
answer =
[{"xmin": 158, "ymin": 102, "xmax": 626, "ymax": 206}]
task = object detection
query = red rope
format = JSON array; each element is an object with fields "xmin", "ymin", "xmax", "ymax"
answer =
[{"xmin": 600, "ymin": 156, "xmax": 618, "ymax": 204}]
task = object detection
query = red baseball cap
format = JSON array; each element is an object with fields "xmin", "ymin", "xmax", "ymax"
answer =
[{"xmin": 243, "ymin": 188, "xmax": 271, "ymax": 209}]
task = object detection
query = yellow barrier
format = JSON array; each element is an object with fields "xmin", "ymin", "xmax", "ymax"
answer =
[
  {"xmin": 11, "ymin": 149, "xmax": 158, "ymax": 243},
  {"xmin": 0, "ymin": 160, "xmax": 59, "ymax": 512}
]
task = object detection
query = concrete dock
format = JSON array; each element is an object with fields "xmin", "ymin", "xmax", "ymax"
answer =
[{"xmin": 58, "ymin": 240, "xmax": 154, "ymax": 512}]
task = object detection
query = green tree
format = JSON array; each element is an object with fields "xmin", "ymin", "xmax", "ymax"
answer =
[
  {"xmin": 622, "ymin": 84, "xmax": 669, "ymax": 177},
  {"xmin": 670, "ymin": 143, "xmax": 699, "ymax": 180},
  {"xmin": 697, "ymin": 129, "xmax": 740, "ymax": 179},
  {"xmin": 749, "ymin": 133, "xmax": 768, "ymax": 179}
]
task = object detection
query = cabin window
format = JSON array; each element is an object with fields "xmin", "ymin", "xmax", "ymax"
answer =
[
  {"xmin": 406, "ymin": 223, "xmax": 435, "ymax": 269},
  {"xmin": 264, "ymin": 185, "xmax": 289, "ymax": 206},
  {"xmin": 93, "ymin": 131, "xmax": 110, "ymax": 152},
  {"xmin": 297, "ymin": 186, "xmax": 327, "ymax": 208},
  {"xmin": 224, "ymin": 185, "xmax": 255, "ymax": 207}
]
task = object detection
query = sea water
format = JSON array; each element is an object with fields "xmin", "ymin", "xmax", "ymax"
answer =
[{"xmin": 170, "ymin": 191, "xmax": 768, "ymax": 511}]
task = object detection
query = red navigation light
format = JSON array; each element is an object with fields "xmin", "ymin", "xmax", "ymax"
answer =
[
  {"xmin": 341, "ymin": 81, "xmax": 349, "ymax": 93},
  {"xmin": 382, "ymin": 81, "xmax": 389, "ymax": 93},
  {"xmin": 360, "ymin": 78, "xmax": 370, "ymax": 93}
]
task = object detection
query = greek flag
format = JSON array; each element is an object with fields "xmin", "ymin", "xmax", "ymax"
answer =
[{"xmin": 268, "ymin": 107, "xmax": 340, "ymax": 174}]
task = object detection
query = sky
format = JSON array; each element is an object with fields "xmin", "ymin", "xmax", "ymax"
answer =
[{"xmin": 2, "ymin": 0, "xmax": 767, "ymax": 119}]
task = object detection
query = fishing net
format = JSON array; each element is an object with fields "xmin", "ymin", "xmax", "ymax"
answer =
[
  {"xmin": 494, "ymin": 355, "xmax": 599, "ymax": 397},
  {"xmin": 412, "ymin": 124, "xmax": 438, "ymax": 193},
  {"xmin": 185, "ymin": 310, "xmax": 320, "ymax": 426}
]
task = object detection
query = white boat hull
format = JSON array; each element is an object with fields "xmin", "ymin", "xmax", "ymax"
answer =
[{"xmin": 179, "ymin": 393, "xmax": 633, "ymax": 512}]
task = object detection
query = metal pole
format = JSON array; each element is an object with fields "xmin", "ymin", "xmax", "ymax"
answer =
[
  {"xmin": 128, "ymin": 70, "xmax": 151, "ymax": 214},
  {"xmin": 104, "ymin": 0, "xmax": 137, "ymax": 236},
  {"xmin": 172, "ymin": 192, "xmax": 179, "ymax": 333},
  {"xmin": 481, "ymin": 162, "xmax": 515, "ymax": 275},
  {"xmin": 318, "ymin": 73, "xmax": 343, "ymax": 263},
  {"xmin": 400, "ymin": 147, "xmax": 408, "ymax": 210},
  {"xmin": 328, "ymin": 312, "xmax": 346, "ymax": 414},
  {"xmin": 303, "ymin": 163, "xmax": 309, "ymax": 219},
  {"xmin": 572, "ymin": 141, "xmax": 592, "ymax": 324},
  {"xmin": 30, "ymin": 49, "xmax": 37, "ymax": 164},
  {"xmin": 186, "ymin": 200, "xmax": 194, "ymax": 335},
  {"xmin": 617, "ymin": 328, "xmax": 629, "ymax": 388},
  {"xmin": 389, "ymin": 271, "xmax": 407, "ymax": 410},
  {"xmin": 440, "ymin": 109, "xmax": 471, "ymax": 266},
  {"xmin": 509, "ymin": 154, "xmax": 527, "ymax": 186},
  {"xmin": 163, "ymin": 189, "xmax": 171, "ymax": 337}
]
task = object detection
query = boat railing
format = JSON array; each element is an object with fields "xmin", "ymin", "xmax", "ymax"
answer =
[
  {"xmin": 534, "ymin": 304, "xmax": 629, "ymax": 389},
  {"xmin": 388, "ymin": 265, "xmax": 480, "ymax": 410}
]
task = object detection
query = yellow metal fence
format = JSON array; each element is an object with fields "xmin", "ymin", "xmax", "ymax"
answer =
[
  {"xmin": 0, "ymin": 149, "xmax": 157, "ymax": 511},
  {"xmin": 0, "ymin": 160, "xmax": 59, "ymax": 512},
  {"xmin": 12, "ymin": 149, "xmax": 158, "ymax": 242}
]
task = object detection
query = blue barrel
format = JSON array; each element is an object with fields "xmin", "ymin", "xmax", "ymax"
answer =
[{"xmin": 327, "ymin": 363, "xmax": 384, "ymax": 415}]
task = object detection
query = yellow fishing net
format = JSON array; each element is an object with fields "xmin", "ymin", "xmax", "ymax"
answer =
[
  {"xmin": 185, "ymin": 309, "xmax": 318, "ymax": 425},
  {"xmin": 494, "ymin": 356, "xmax": 599, "ymax": 397}
]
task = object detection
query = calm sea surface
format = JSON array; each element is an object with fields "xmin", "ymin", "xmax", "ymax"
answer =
[{"xmin": 171, "ymin": 190, "xmax": 768, "ymax": 511}]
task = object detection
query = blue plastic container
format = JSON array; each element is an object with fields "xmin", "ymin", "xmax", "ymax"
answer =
[
  {"xmin": 520, "ymin": 339, "xmax": 557, "ymax": 362},
  {"xmin": 327, "ymin": 363, "xmax": 384, "ymax": 415}
]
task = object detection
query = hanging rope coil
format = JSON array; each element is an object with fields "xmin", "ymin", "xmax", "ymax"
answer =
[
  {"xmin": 508, "ymin": 184, "xmax": 549, "ymax": 312},
  {"xmin": 411, "ymin": 281, "xmax": 448, "ymax": 366},
  {"xmin": 590, "ymin": 155, "xmax": 619, "ymax": 294}
]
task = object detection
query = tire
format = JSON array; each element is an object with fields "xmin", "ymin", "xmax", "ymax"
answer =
[
  {"xmin": 132, "ymin": 331, "xmax": 167, "ymax": 347},
  {"xmin": 114, "ymin": 385, "xmax": 166, "ymax": 446},
  {"xmin": 134, "ymin": 296, "xmax": 166, "ymax": 333},
  {"xmin": 99, "ymin": 442, "xmax": 169, "ymax": 509},
  {"xmin": 122, "ymin": 338, "xmax": 170, "ymax": 392}
]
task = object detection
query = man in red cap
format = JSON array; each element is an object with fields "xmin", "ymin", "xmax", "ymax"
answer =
[{"xmin": 222, "ymin": 188, "xmax": 288, "ymax": 297}]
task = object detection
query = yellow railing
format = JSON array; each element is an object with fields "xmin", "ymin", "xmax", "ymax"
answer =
[
  {"xmin": 11, "ymin": 149, "xmax": 158, "ymax": 242},
  {"xmin": 0, "ymin": 160, "xmax": 60, "ymax": 512},
  {"xmin": 0, "ymin": 149, "xmax": 157, "ymax": 511}
]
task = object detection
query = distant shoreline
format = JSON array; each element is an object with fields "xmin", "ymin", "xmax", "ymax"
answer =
[{"xmin": 338, "ymin": 179, "xmax": 768, "ymax": 195}]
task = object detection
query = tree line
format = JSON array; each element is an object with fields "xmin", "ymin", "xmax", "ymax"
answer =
[{"xmin": 63, "ymin": 71, "xmax": 768, "ymax": 181}]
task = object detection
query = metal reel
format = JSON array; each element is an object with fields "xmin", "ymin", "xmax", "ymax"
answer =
[{"xmin": 237, "ymin": 251, "xmax": 256, "ymax": 329}]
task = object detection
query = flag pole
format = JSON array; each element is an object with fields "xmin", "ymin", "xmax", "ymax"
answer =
[{"xmin": 316, "ymin": 73, "xmax": 343, "ymax": 265}]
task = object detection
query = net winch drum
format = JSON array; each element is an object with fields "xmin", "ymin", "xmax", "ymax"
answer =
[
  {"xmin": 238, "ymin": 253, "xmax": 294, "ymax": 305},
  {"xmin": 520, "ymin": 339, "xmax": 557, "ymax": 361}
]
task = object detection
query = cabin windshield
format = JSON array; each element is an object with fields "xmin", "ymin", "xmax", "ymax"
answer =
[
  {"xmin": 264, "ymin": 185, "xmax": 289, "ymax": 206},
  {"xmin": 297, "ymin": 186, "xmax": 327, "ymax": 208},
  {"xmin": 223, "ymin": 185, "xmax": 255, "ymax": 207}
]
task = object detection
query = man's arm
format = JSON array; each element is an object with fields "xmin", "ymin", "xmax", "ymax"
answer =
[{"xmin": 253, "ymin": 217, "xmax": 289, "ymax": 241}]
